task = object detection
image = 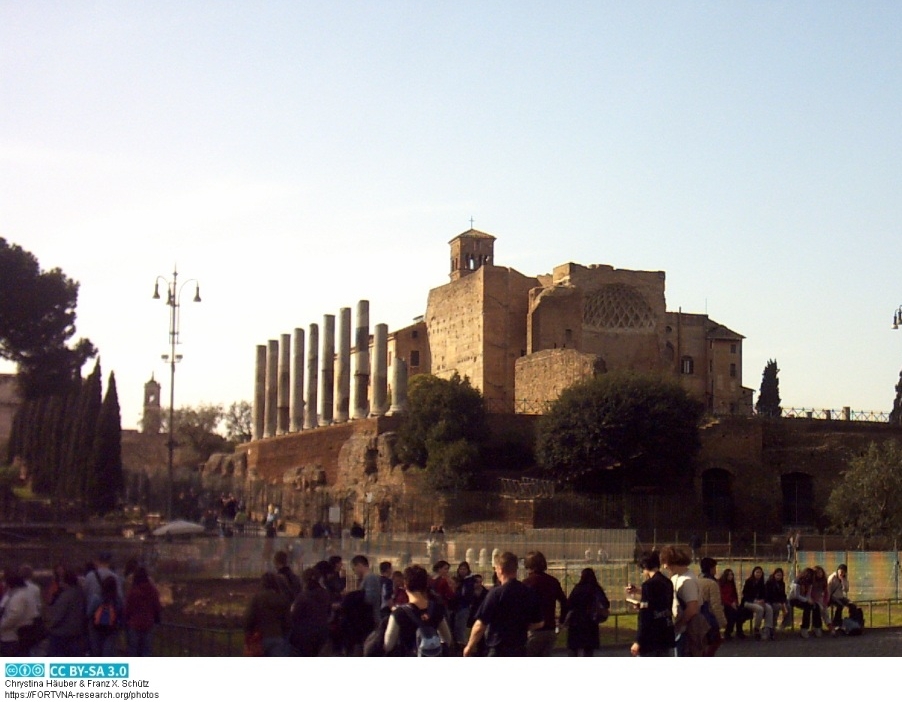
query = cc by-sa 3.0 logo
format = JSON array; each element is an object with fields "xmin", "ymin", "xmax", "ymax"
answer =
[{"xmin": 5, "ymin": 663, "xmax": 45, "ymax": 677}]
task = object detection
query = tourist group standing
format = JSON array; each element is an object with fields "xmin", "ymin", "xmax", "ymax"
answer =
[{"xmin": 0, "ymin": 551, "xmax": 162, "ymax": 658}]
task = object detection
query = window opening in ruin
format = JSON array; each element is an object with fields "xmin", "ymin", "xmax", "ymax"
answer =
[
  {"xmin": 702, "ymin": 468, "xmax": 733, "ymax": 527},
  {"xmin": 410, "ymin": 350, "xmax": 420, "ymax": 367},
  {"xmin": 730, "ymin": 363, "xmax": 737, "ymax": 378},
  {"xmin": 681, "ymin": 356, "xmax": 694, "ymax": 375},
  {"xmin": 565, "ymin": 328, "xmax": 573, "ymax": 344},
  {"xmin": 730, "ymin": 343, "xmax": 737, "ymax": 354},
  {"xmin": 782, "ymin": 473, "xmax": 814, "ymax": 526}
]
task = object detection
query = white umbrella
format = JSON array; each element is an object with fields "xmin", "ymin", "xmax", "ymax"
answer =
[{"xmin": 152, "ymin": 520, "xmax": 206, "ymax": 537}]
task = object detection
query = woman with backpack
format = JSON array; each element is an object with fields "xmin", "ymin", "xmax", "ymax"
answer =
[
  {"xmin": 86, "ymin": 575, "xmax": 123, "ymax": 657},
  {"xmin": 383, "ymin": 565, "xmax": 452, "ymax": 656},
  {"xmin": 564, "ymin": 567, "xmax": 609, "ymax": 657}
]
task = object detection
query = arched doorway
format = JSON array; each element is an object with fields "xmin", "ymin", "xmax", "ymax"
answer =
[
  {"xmin": 781, "ymin": 472, "xmax": 814, "ymax": 526},
  {"xmin": 702, "ymin": 468, "xmax": 733, "ymax": 527}
]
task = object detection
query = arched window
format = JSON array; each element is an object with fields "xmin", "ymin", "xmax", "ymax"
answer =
[
  {"xmin": 681, "ymin": 356, "xmax": 694, "ymax": 375},
  {"xmin": 665, "ymin": 342, "xmax": 675, "ymax": 362}
]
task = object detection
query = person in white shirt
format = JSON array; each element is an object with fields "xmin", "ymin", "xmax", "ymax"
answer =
[
  {"xmin": 827, "ymin": 564, "xmax": 851, "ymax": 629},
  {"xmin": 660, "ymin": 545, "xmax": 704, "ymax": 656}
]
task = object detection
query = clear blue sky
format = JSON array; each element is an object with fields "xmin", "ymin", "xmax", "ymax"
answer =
[{"xmin": 3, "ymin": 2, "xmax": 901, "ymax": 427}]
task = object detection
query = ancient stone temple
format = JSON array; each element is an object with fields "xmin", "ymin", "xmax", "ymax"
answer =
[
  {"xmin": 206, "ymin": 227, "xmax": 756, "ymax": 532},
  {"xmin": 410, "ymin": 228, "xmax": 753, "ymax": 415}
]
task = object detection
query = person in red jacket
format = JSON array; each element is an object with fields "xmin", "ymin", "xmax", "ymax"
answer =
[
  {"xmin": 718, "ymin": 568, "xmax": 746, "ymax": 639},
  {"xmin": 124, "ymin": 567, "xmax": 162, "ymax": 657}
]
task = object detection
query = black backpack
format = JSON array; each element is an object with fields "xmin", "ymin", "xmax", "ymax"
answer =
[
  {"xmin": 396, "ymin": 604, "xmax": 444, "ymax": 657},
  {"xmin": 843, "ymin": 604, "xmax": 864, "ymax": 636}
]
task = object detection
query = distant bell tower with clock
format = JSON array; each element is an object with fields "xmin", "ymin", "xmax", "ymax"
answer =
[{"xmin": 142, "ymin": 374, "xmax": 162, "ymax": 434}]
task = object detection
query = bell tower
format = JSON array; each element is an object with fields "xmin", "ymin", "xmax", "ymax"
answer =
[
  {"xmin": 449, "ymin": 227, "xmax": 496, "ymax": 282},
  {"xmin": 142, "ymin": 374, "xmax": 162, "ymax": 434}
]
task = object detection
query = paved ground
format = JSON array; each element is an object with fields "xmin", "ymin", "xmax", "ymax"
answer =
[{"xmin": 581, "ymin": 627, "xmax": 902, "ymax": 657}]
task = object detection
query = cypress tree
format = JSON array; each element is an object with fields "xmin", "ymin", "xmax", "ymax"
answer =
[
  {"xmin": 56, "ymin": 384, "xmax": 82, "ymax": 501},
  {"xmin": 88, "ymin": 372, "xmax": 123, "ymax": 515},
  {"xmin": 890, "ymin": 370, "xmax": 902, "ymax": 425},
  {"xmin": 756, "ymin": 359, "xmax": 782, "ymax": 418},
  {"xmin": 68, "ymin": 360, "xmax": 102, "ymax": 509}
]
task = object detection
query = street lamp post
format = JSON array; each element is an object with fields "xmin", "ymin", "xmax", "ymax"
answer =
[{"xmin": 152, "ymin": 266, "xmax": 201, "ymax": 519}]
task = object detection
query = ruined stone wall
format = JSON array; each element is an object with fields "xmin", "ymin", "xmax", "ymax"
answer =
[
  {"xmin": 710, "ymin": 339, "xmax": 742, "ymax": 414},
  {"xmin": 697, "ymin": 417, "xmax": 902, "ymax": 531},
  {"xmin": 526, "ymin": 285, "xmax": 583, "ymax": 354},
  {"xmin": 481, "ymin": 267, "xmax": 536, "ymax": 409},
  {"xmin": 426, "ymin": 267, "xmax": 486, "ymax": 391},
  {"xmin": 389, "ymin": 320, "xmax": 430, "ymax": 378},
  {"xmin": 666, "ymin": 313, "xmax": 707, "ymax": 402},
  {"xmin": 241, "ymin": 416, "xmax": 400, "ymax": 486},
  {"xmin": 514, "ymin": 349, "xmax": 600, "ymax": 408},
  {"xmin": 426, "ymin": 265, "xmax": 537, "ymax": 409},
  {"xmin": 529, "ymin": 263, "xmax": 667, "ymax": 375}
]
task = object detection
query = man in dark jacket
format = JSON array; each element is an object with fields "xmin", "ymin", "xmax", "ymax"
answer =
[
  {"xmin": 627, "ymin": 551, "xmax": 675, "ymax": 657},
  {"xmin": 463, "ymin": 552, "xmax": 543, "ymax": 657},
  {"xmin": 522, "ymin": 551, "xmax": 567, "ymax": 656}
]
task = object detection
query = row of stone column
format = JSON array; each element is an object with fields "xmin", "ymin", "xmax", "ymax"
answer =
[{"xmin": 252, "ymin": 300, "xmax": 408, "ymax": 440}]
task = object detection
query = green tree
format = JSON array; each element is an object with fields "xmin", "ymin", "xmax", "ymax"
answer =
[
  {"xmin": 535, "ymin": 372, "xmax": 704, "ymax": 492},
  {"xmin": 396, "ymin": 373, "xmax": 486, "ymax": 491},
  {"xmin": 164, "ymin": 403, "xmax": 231, "ymax": 461},
  {"xmin": 224, "ymin": 401, "xmax": 253, "ymax": 444},
  {"xmin": 89, "ymin": 372, "xmax": 123, "ymax": 515},
  {"xmin": 756, "ymin": 359, "xmax": 782, "ymax": 418},
  {"xmin": 0, "ymin": 237, "xmax": 95, "ymax": 398},
  {"xmin": 826, "ymin": 440, "xmax": 902, "ymax": 544}
]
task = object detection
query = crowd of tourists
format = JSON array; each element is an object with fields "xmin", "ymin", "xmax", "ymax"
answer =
[
  {"xmin": 627, "ymin": 546, "xmax": 860, "ymax": 657},
  {"xmin": 0, "ymin": 552, "xmax": 162, "ymax": 658},
  {"xmin": 244, "ymin": 549, "xmax": 611, "ymax": 657},
  {"xmin": 243, "ymin": 543, "xmax": 859, "ymax": 658}
]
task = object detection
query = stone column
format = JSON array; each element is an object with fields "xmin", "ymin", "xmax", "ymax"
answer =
[
  {"xmin": 335, "ymin": 307, "xmax": 351, "ymax": 423},
  {"xmin": 304, "ymin": 323, "xmax": 319, "ymax": 429},
  {"xmin": 321, "ymin": 314, "xmax": 335, "ymax": 426},
  {"xmin": 252, "ymin": 344, "xmax": 266, "ymax": 440},
  {"xmin": 290, "ymin": 328, "xmax": 305, "ymax": 432},
  {"xmin": 277, "ymin": 333, "xmax": 290, "ymax": 434},
  {"xmin": 372, "ymin": 323, "xmax": 388, "ymax": 416},
  {"xmin": 264, "ymin": 339, "xmax": 278, "ymax": 438},
  {"xmin": 352, "ymin": 300, "xmax": 370, "ymax": 419},
  {"xmin": 388, "ymin": 358, "xmax": 408, "ymax": 415}
]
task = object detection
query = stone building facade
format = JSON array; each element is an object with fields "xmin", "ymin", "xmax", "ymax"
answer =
[{"xmin": 416, "ymin": 229, "xmax": 753, "ymax": 414}]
